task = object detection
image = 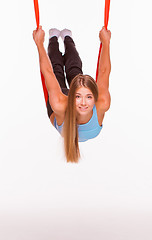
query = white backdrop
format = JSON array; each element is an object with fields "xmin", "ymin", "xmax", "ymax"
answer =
[{"xmin": 0, "ymin": 0, "xmax": 152, "ymax": 239}]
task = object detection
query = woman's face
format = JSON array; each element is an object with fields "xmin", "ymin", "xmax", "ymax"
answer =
[{"xmin": 75, "ymin": 87, "xmax": 95, "ymax": 115}]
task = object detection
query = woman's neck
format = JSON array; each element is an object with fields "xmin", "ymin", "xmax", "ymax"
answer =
[{"xmin": 76, "ymin": 109, "xmax": 93, "ymax": 125}]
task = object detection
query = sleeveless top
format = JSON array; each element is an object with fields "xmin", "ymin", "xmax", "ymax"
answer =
[{"xmin": 54, "ymin": 104, "xmax": 103, "ymax": 142}]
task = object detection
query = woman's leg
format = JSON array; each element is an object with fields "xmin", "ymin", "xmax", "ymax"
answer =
[
  {"xmin": 48, "ymin": 36, "xmax": 66, "ymax": 88},
  {"xmin": 47, "ymin": 34, "xmax": 68, "ymax": 118},
  {"xmin": 63, "ymin": 34, "xmax": 83, "ymax": 87}
]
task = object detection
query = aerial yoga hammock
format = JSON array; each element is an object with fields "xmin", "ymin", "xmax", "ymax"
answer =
[{"xmin": 33, "ymin": 0, "xmax": 111, "ymax": 106}]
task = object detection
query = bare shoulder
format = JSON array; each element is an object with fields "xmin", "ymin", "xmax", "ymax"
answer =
[{"xmin": 95, "ymin": 95, "xmax": 111, "ymax": 126}]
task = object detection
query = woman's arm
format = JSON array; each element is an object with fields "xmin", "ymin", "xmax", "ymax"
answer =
[
  {"xmin": 33, "ymin": 26, "xmax": 65, "ymax": 109},
  {"xmin": 96, "ymin": 27, "xmax": 111, "ymax": 111}
]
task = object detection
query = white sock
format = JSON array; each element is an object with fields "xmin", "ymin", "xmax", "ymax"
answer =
[
  {"xmin": 60, "ymin": 29, "xmax": 72, "ymax": 41},
  {"xmin": 49, "ymin": 28, "xmax": 60, "ymax": 39}
]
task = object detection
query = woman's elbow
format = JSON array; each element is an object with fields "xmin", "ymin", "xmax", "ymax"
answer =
[
  {"xmin": 98, "ymin": 92, "xmax": 111, "ymax": 112},
  {"xmin": 105, "ymin": 100, "xmax": 111, "ymax": 111},
  {"xmin": 48, "ymin": 91, "xmax": 60, "ymax": 111},
  {"xmin": 102, "ymin": 98, "xmax": 111, "ymax": 112}
]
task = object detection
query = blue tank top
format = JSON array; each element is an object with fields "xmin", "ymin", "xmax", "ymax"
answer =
[{"xmin": 54, "ymin": 104, "xmax": 103, "ymax": 142}]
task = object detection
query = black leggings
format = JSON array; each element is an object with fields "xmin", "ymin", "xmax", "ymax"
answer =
[{"xmin": 47, "ymin": 36, "xmax": 83, "ymax": 118}]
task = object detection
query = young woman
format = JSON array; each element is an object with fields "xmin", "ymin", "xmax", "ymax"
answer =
[{"xmin": 33, "ymin": 27, "xmax": 111, "ymax": 163}]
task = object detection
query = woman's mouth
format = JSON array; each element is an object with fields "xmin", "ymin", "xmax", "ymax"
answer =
[{"xmin": 79, "ymin": 107, "xmax": 88, "ymax": 111}]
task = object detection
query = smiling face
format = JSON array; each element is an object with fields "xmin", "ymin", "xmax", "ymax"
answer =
[{"xmin": 75, "ymin": 87, "xmax": 95, "ymax": 115}]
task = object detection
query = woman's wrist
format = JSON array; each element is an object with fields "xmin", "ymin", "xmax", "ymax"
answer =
[
  {"xmin": 101, "ymin": 40, "xmax": 110, "ymax": 48},
  {"xmin": 37, "ymin": 42, "xmax": 44, "ymax": 51}
]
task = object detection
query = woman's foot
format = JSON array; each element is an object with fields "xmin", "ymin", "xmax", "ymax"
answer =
[
  {"xmin": 49, "ymin": 28, "xmax": 60, "ymax": 39},
  {"xmin": 60, "ymin": 29, "xmax": 72, "ymax": 41}
]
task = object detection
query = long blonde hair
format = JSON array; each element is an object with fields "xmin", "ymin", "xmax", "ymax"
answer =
[{"xmin": 62, "ymin": 74, "xmax": 98, "ymax": 163}]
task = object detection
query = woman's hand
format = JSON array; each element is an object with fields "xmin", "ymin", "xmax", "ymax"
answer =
[
  {"xmin": 33, "ymin": 26, "xmax": 45, "ymax": 47},
  {"xmin": 99, "ymin": 27, "xmax": 111, "ymax": 45}
]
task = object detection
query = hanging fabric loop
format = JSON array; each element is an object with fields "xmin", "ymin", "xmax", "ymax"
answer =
[
  {"xmin": 33, "ymin": 0, "xmax": 48, "ymax": 105},
  {"xmin": 33, "ymin": 0, "xmax": 40, "ymax": 29},
  {"xmin": 95, "ymin": 0, "xmax": 111, "ymax": 82}
]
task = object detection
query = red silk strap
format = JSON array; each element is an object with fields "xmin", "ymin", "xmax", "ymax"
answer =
[
  {"xmin": 104, "ymin": 0, "xmax": 110, "ymax": 30},
  {"xmin": 33, "ymin": 0, "xmax": 48, "ymax": 105},
  {"xmin": 33, "ymin": 0, "xmax": 39, "ymax": 29},
  {"xmin": 95, "ymin": 0, "xmax": 111, "ymax": 82}
]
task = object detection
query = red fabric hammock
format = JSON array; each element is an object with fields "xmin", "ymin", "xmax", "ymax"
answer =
[{"xmin": 33, "ymin": 0, "xmax": 111, "ymax": 105}]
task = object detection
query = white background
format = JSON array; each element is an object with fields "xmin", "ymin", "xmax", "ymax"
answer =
[{"xmin": 0, "ymin": 0, "xmax": 152, "ymax": 239}]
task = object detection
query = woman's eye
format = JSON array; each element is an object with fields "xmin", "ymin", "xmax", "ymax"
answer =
[
  {"xmin": 76, "ymin": 95, "xmax": 80, "ymax": 98},
  {"xmin": 88, "ymin": 96, "xmax": 92, "ymax": 99}
]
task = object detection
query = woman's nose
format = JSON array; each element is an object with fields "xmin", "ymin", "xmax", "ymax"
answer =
[{"xmin": 81, "ymin": 97, "xmax": 86, "ymax": 105}]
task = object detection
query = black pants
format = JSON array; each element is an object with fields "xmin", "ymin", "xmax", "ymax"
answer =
[{"xmin": 47, "ymin": 36, "xmax": 83, "ymax": 118}]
